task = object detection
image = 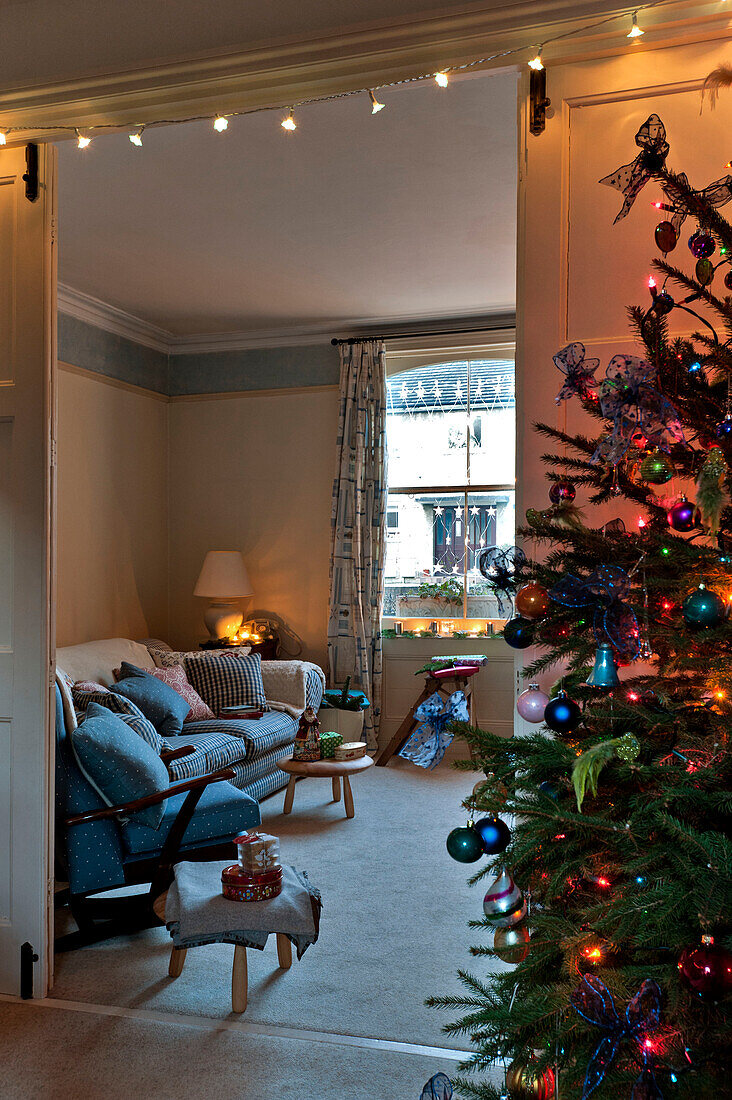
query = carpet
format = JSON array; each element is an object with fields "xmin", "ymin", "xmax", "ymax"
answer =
[
  {"xmin": 52, "ymin": 756, "xmax": 511, "ymax": 1052},
  {"xmin": 0, "ymin": 1002, "xmax": 467, "ymax": 1100}
]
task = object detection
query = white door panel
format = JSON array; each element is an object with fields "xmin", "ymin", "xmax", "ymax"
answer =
[{"xmin": 0, "ymin": 142, "xmax": 56, "ymax": 996}]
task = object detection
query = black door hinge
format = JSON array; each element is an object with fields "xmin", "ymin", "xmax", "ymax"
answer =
[
  {"xmin": 20, "ymin": 941, "xmax": 39, "ymax": 998},
  {"xmin": 529, "ymin": 69, "xmax": 551, "ymax": 137},
  {"xmin": 23, "ymin": 144, "xmax": 39, "ymax": 202}
]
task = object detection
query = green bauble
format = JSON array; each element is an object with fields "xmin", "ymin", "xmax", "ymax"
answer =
[
  {"xmin": 682, "ymin": 583, "xmax": 726, "ymax": 629},
  {"xmin": 615, "ymin": 732, "xmax": 641, "ymax": 762},
  {"xmin": 640, "ymin": 449, "xmax": 674, "ymax": 485},
  {"xmin": 446, "ymin": 825, "xmax": 484, "ymax": 863}
]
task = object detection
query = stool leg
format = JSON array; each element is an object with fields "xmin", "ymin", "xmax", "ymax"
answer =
[
  {"xmin": 168, "ymin": 947, "xmax": 187, "ymax": 978},
  {"xmin": 276, "ymin": 932, "xmax": 292, "ymax": 970},
  {"xmin": 232, "ymin": 945, "xmax": 248, "ymax": 1013},
  {"xmin": 343, "ymin": 774, "xmax": 355, "ymax": 819},
  {"xmin": 283, "ymin": 776, "xmax": 297, "ymax": 814},
  {"xmin": 331, "ymin": 775, "xmax": 341, "ymax": 802}
]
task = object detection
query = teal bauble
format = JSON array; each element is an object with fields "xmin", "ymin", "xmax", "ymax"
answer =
[
  {"xmin": 446, "ymin": 825, "xmax": 484, "ymax": 863},
  {"xmin": 682, "ymin": 583, "xmax": 726, "ymax": 629}
]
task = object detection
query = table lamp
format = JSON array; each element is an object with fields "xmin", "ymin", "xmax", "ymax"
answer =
[{"xmin": 194, "ymin": 551, "xmax": 253, "ymax": 640}]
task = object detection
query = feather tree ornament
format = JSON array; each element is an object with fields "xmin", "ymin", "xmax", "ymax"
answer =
[
  {"xmin": 701, "ymin": 64, "xmax": 732, "ymax": 109},
  {"xmin": 696, "ymin": 445, "xmax": 729, "ymax": 536}
]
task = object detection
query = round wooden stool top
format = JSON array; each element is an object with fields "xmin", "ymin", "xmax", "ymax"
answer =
[{"xmin": 277, "ymin": 754, "xmax": 374, "ymax": 778}]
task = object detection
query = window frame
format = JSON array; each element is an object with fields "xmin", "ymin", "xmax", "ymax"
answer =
[{"xmin": 384, "ymin": 332, "xmax": 516, "ymax": 621}]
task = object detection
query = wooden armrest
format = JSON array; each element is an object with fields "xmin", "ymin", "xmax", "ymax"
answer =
[
  {"xmin": 65, "ymin": 767, "xmax": 236, "ymax": 827},
  {"xmin": 160, "ymin": 744, "xmax": 195, "ymax": 763}
]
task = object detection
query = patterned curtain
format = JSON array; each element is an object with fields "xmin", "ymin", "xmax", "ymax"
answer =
[{"xmin": 328, "ymin": 340, "xmax": 388, "ymax": 752}]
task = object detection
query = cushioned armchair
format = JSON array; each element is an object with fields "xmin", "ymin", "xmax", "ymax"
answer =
[{"xmin": 54, "ymin": 686, "xmax": 260, "ymax": 949}]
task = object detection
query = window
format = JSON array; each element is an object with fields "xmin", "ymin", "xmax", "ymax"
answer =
[{"xmin": 382, "ymin": 353, "xmax": 515, "ymax": 621}]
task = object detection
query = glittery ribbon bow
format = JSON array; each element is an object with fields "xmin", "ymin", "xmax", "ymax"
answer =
[
  {"xmin": 478, "ymin": 545, "xmax": 527, "ymax": 617},
  {"xmin": 549, "ymin": 564, "xmax": 640, "ymax": 663},
  {"xmin": 398, "ymin": 691, "xmax": 469, "ymax": 770},
  {"xmin": 420, "ymin": 1073, "xmax": 453, "ymax": 1100},
  {"xmin": 571, "ymin": 974, "xmax": 664, "ymax": 1100},
  {"xmin": 592, "ymin": 354, "xmax": 683, "ymax": 465},
  {"xmin": 599, "ymin": 114, "xmax": 670, "ymax": 223},
  {"xmin": 554, "ymin": 342, "xmax": 600, "ymax": 404}
]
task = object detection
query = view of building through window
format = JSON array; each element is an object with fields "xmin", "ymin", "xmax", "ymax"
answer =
[{"xmin": 383, "ymin": 357, "xmax": 515, "ymax": 621}]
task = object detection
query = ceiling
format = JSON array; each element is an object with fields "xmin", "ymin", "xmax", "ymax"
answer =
[{"xmin": 57, "ymin": 70, "xmax": 518, "ymax": 341}]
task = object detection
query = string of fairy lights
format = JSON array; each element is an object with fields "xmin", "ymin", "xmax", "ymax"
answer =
[{"xmin": 0, "ymin": 1, "xmax": 704, "ymax": 150}]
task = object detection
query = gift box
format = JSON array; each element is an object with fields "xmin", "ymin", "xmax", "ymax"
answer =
[
  {"xmin": 234, "ymin": 831, "xmax": 280, "ymax": 873},
  {"xmin": 221, "ymin": 863, "xmax": 283, "ymax": 903},
  {"xmin": 319, "ymin": 731, "xmax": 343, "ymax": 759},
  {"xmin": 334, "ymin": 741, "xmax": 367, "ymax": 761}
]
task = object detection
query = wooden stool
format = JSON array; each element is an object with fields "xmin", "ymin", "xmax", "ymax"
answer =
[
  {"xmin": 167, "ymin": 932, "xmax": 293, "ymax": 1013},
  {"xmin": 276, "ymin": 754, "xmax": 374, "ymax": 819},
  {"xmin": 376, "ymin": 668, "xmax": 479, "ymax": 766}
]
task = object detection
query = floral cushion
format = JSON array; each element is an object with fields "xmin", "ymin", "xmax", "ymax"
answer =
[{"xmin": 149, "ymin": 665, "xmax": 215, "ymax": 722}]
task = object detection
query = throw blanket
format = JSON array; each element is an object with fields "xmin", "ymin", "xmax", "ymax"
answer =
[
  {"xmin": 261, "ymin": 660, "xmax": 325, "ymax": 718},
  {"xmin": 165, "ymin": 861, "xmax": 322, "ymax": 959}
]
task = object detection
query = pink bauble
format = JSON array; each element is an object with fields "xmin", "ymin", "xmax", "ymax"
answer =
[{"xmin": 517, "ymin": 683, "xmax": 549, "ymax": 723}]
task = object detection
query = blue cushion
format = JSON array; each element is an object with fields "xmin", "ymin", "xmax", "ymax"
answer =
[
  {"xmin": 121, "ymin": 779, "xmax": 260, "ymax": 857},
  {"xmin": 72, "ymin": 684, "xmax": 164, "ymax": 755},
  {"xmin": 184, "ymin": 651, "xmax": 267, "ymax": 715},
  {"xmin": 112, "ymin": 662, "xmax": 190, "ymax": 739},
  {"xmin": 70, "ymin": 702, "xmax": 170, "ymax": 830}
]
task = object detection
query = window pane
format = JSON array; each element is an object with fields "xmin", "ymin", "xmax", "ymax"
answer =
[
  {"xmin": 386, "ymin": 359, "xmax": 515, "ymax": 489},
  {"xmin": 383, "ymin": 491, "xmax": 466, "ymax": 618},
  {"xmin": 465, "ymin": 490, "xmax": 516, "ymax": 618}
]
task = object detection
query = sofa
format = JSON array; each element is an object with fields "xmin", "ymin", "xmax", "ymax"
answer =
[{"xmin": 55, "ymin": 637, "xmax": 325, "ymax": 803}]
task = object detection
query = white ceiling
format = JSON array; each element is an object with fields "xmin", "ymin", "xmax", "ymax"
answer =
[{"xmin": 57, "ymin": 70, "xmax": 517, "ymax": 340}]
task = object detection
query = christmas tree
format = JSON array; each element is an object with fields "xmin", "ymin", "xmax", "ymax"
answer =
[{"xmin": 429, "ymin": 114, "xmax": 732, "ymax": 1099}]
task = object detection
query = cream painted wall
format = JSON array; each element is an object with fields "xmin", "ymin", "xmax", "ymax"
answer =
[
  {"xmin": 167, "ymin": 388, "xmax": 339, "ymax": 668},
  {"xmin": 56, "ymin": 365, "xmax": 169, "ymax": 646}
]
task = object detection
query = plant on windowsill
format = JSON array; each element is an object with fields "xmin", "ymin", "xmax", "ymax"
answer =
[{"xmin": 416, "ymin": 578, "xmax": 464, "ymax": 604}]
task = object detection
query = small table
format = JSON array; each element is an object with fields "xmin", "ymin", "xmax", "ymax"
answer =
[{"xmin": 277, "ymin": 754, "xmax": 374, "ymax": 819}]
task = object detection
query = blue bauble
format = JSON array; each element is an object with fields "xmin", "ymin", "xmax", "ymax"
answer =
[
  {"xmin": 473, "ymin": 815, "xmax": 511, "ymax": 855},
  {"xmin": 502, "ymin": 616, "xmax": 534, "ymax": 649},
  {"xmin": 544, "ymin": 690, "xmax": 582, "ymax": 734},
  {"xmin": 682, "ymin": 583, "xmax": 726, "ymax": 629},
  {"xmin": 446, "ymin": 825, "xmax": 484, "ymax": 863},
  {"xmin": 716, "ymin": 414, "xmax": 732, "ymax": 440},
  {"xmin": 539, "ymin": 780, "xmax": 560, "ymax": 800}
]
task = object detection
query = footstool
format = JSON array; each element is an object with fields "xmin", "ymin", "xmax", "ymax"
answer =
[
  {"xmin": 277, "ymin": 753, "xmax": 374, "ymax": 819},
  {"xmin": 161, "ymin": 860, "xmax": 322, "ymax": 1013}
]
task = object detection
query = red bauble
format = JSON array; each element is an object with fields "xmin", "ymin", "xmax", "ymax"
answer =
[
  {"xmin": 667, "ymin": 496, "xmax": 700, "ymax": 532},
  {"xmin": 515, "ymin": 582, "xmax": 550, "ymax": 620},
  {"xmin": 678, "ymin": 936, "xmax": 732, "ymax": 1001},
  {"xmin": 548, "ymin": 478, "xmax": 576, "ymax": 505}
]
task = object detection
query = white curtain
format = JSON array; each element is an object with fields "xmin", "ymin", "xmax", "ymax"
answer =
[{"xmin": 327, "ymin": 340, "xmax": 388, "ymax": 752}]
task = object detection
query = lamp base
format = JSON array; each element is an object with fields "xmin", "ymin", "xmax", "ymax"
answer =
[{"xmin": 203, "ymin": 602, "xmax": 244, "ymax": 641}]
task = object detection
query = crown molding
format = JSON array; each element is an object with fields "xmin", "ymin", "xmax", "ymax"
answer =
[
  {"xmin": 1, "ymin": 2, "xmax": 726, "ymax": 137},
  {"xmin": 57, "ymin": 284, "xmax": 173, "ymax": 353},
  {"xmin": 57, "ymin": 284, "xmax": 516, "ymax": 354}
]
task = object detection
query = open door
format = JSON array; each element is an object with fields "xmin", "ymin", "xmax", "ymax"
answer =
[{"xmin": 0, "ymin": 142, "xmax": 56, "ymax": 996}]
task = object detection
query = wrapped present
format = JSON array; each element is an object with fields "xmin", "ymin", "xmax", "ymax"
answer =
[
  {"xmin": 334, "ymin": 741, "xmax": 367, "ymax": 761},
  {"xmin": 234, "ymin": 831, "xmax": 280, "ymax": 873},
  {"xmin": 221, "ymin": 863, "xmax": 283, "ymax": 903},
  {"xmin": 319, "ymin": 731, "xmax": 343, "ymax": 759},
  {"xmin": 293, "ymin": 705, "xmax": 320, "ymax": 761}
]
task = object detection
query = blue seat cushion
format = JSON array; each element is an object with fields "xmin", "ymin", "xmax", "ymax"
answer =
[
  {"xmin": 179, "ymin": 711, "xmax": 296, "ymax": 766},
  {"xmin": 121, "ymin": 779, "xmax": 260, "ymax": 857},
  {"xmin": 111, "ymin": 662, "xmax": 191, "ymax": 739}
]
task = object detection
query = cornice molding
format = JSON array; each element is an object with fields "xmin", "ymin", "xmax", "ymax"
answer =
[
  {"xmin": 58, "ymin": 283, "xmax": 516, "ymax": 353},
  {"xmin": 1, "ymin": 2, "xmax": 727, "ymax": 136}
]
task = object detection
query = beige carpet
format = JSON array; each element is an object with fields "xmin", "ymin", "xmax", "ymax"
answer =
[
  {"xmin": 51, "ymin": 755, "xmax": 510, "ymax": 1052},
  {"xmin": 0, "ymin": 1001, "xmax": 466, "ymax": 1100}
]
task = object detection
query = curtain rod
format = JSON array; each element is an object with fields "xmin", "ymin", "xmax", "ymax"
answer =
[{"xmin": 330, "ymin": 324, "xmax": 514, "ymax": 346}]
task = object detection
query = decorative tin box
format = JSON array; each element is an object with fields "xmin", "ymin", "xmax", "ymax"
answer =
[
  {"xmin": 319, "ymin": 731, "xmax": 343, "ymax": 759},
  {"xmin": 334, "ymin": 741, "xmax": 367, "ymax": 761},
  {"xmin": 234, "ymin": 831, "xmax": 280, "ymax": 873},
  {"xmin": 221, "ymin": 863, "xmax": 283, "ymax": 903}
]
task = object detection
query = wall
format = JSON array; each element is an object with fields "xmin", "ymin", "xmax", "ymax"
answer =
[
  {"xmin": 56, "ymin": 364, "xmax": 169, "ymax": 646},
  {"xmin": 56, "ymin": 316, "xmax": 340, "ymax": 661},
  {"xmin": 166, "ymin": 386, "xmax": 339, "ymax": 668}
]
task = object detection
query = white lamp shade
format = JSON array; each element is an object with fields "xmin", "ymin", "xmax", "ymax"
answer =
[{"xmin": 194, "ymin": 551, "xmax": 253, "ymax": 599}]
